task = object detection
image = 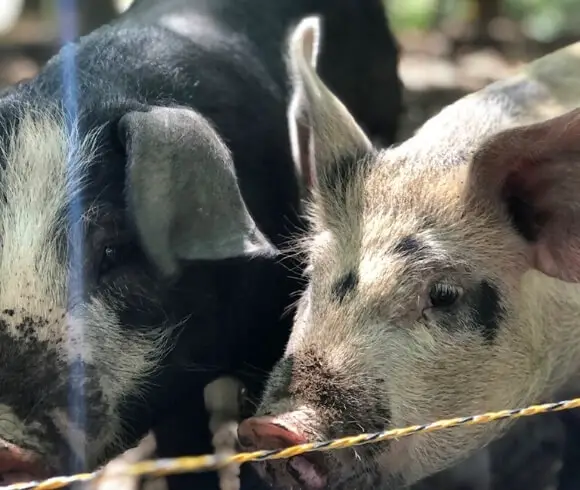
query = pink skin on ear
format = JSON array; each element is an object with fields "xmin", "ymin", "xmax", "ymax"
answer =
[
  {"xmin": 535, "ymin": 223, "xmax": 580, "ymax": 283},
  {"xmin": 468, "ymin": 108, "xmax": 580, "ymax": 283}
]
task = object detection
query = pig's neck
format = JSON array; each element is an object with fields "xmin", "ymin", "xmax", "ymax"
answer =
[{"xmin": 519, "ymin": 270, "xmax": 580, "ymax": 400}]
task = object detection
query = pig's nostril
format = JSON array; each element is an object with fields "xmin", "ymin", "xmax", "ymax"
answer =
[
  {"xmin": 238, "ymin": 416, "xmax": 328, "ymax": 490},
  {"xmin": 237, "ymin": 432, "xmax": 255, "ymax": 449},
  {"xmin": 237, "ymin": 416, "xmax": 308, "ymax": 451}
]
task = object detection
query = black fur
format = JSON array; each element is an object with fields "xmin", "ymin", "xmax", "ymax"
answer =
[
  {"xmin": 0, "ymin": 1, "xmax": 402, "ymax": 489},
  {"xmin": 331, "ymin": 271, "xmax": 359, "ymax": 303},
  {"xmin": 322, "ymin": 150, "xmax": 376, "ymax": 208},
  {"xmin": 0, "ymin": 317, "xmax": 105, "ymax": 473},
  {"xmin": 467, "ymin": 280, "xmax": 505, "ymax": 344},
  {"xmin": 433, "ymin": 279, "xmax": 505, "ymax": 344},
  {"xmin": 393, "ymin": 236, "xmax": 422, "ymax": 257}
]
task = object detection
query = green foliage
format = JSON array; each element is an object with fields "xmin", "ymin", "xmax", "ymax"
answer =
[
  {"xmin": 387, "ymin": 0, "xmax": 580, "ymax": 41},
  {"xmin": 504, "ymin": 0, "xmax": 580, "ymax": 41},
  {"xmin": 388, "ymin": 0, "xmax": 437, "ymax": 30}
]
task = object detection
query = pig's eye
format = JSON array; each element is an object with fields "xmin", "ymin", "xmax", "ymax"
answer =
[
  {"xmin": 98, "ymin": 242, "xmax": 135, "ymax": 281},
  {"xmin": 428, "ymin": 283, "xmax": 462, "ymax": 309}
]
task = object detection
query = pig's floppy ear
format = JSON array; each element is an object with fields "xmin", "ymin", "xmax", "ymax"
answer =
[
  {"xmin": 286, "ymin": 16, "xmax": 373, "ymax": 195},
  {"xmin": 467, "ymin": 107, "xmax": 580, "ymax": 282},
  {"xmin": 119, "ymin": 106, "xmax": 276, "ymax": 277}
]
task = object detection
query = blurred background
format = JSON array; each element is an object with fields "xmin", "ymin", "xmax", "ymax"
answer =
[
  {"xmin": 0, "ymin": 0, "xmax": 577, "ymax": 135},
  {"xmin": 389, "ymin": 0, "xmax": 580, "ymax": 135}
]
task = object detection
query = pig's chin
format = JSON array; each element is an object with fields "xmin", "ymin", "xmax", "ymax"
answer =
[
  {"xmin": 333, "ymin": 471, "xmax": 406, "ymax": 490},
  {"xmin": 314, "ymin": 439, "xmax": 415, "ymax": 490},
  {"xmin": 310, "ymin": 454, "xmax": 407, "ymax": 490},
  {"xmin": 252, "ymin": 452, "xmax": 330, "ymax": 490},
  {"xmin": 374, "ymin": 438, "xmax": 454, "ymax": 490},
  {"xmin": 269, "ymin": 451, "xmax": 393, "ymax": 490}
]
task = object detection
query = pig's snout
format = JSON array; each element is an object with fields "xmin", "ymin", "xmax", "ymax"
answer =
[
  {"xmin": 238, "ymin": 415, "xmax": 328, "ymax": 490},
  {"xmin": 0, "ymin": 439, "xmax": 49, "ymax": 484},
  {"xmin": 238, "ymin": 415, "xmax": 308, "ymax": 449}
]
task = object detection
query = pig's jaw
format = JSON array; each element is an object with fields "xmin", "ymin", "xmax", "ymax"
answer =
[
  {"xmin": 331, "ymin": 466, "xmax": 407, "ymax": 490},
  {"xmin": 290, "ymin": 451, "xmax": 407, "ymax": 490},
  {"xmin": 519, "ymin": 273, "xmax": 580, "ymax": 398}
]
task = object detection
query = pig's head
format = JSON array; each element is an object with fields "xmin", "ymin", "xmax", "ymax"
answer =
[
  {"xmin": 238, "ymin": 17, "xmax": 580, "ymax": 489},
  {"xmin": 0, "ymin": 98, "xmax": 278, "ymax": 483}
]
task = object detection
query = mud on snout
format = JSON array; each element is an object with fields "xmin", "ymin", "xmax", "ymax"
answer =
[
  {"xmin": 238, "ymin": 351, "xmax": 395, "ymax": 490},
  {"xmin": 0, "ymin": 299, "xmax": 168, "ymax": 485}
]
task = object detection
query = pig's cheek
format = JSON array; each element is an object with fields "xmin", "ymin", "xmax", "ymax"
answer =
[
  {"xmin": 374, "ymin": 438, "xmax": 418, "ymax": 481},
  {"xmin": 285, "ymin": 313, "xmax": 311, "ymax": 356}
]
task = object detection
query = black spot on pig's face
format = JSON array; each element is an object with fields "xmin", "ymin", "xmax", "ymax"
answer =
[
  {"xmin": 321, "ymin": 151, "xmax": 375, "ymax": 207},
  {"xmin": 424, "ymin": 276, "xmax": 506, "ymax": 344},
  {"xmin": 466, "ymin": 280, "xmax": 505, "ymax": 343},
  {"xmin": 392, "ymin": 235, "xmax": 421, "ymax": 257},
  {"xmin": 331, "ymin": 271, "xmax": 358, "ymax": 303}
]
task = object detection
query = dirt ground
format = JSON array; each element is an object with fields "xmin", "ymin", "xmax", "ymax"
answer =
[{"xmin": 0, "ymin": 16, "xmax": 578, "ymax": 490}]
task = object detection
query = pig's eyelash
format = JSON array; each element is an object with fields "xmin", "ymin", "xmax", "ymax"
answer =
[{"xmin": 428, "ymin": 282, "xmax": 463, "ymax": 309}]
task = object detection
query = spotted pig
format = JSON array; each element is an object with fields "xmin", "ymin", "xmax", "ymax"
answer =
[{"xmin": 238, "ymin": 17, "xmax": 580, "ymax": 490}]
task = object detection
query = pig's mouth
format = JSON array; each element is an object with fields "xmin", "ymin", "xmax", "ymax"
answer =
[
  {"xmin": 238, "ymin": 411, "xmax": 391, "ymax": 490},
  {"xmin": 238, "ymin": 414, "xmax": 333, "ymax": 489},
  {"xmin": 286, "ymin": 452, "xmax": 328, "ymax": 489},
  {"xmin": 0, "ymin": 439, "xmax": 52, "ymax": 485}
]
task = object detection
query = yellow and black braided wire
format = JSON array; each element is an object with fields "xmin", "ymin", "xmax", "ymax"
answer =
[{"xmin": 3, "ymin": 397, "xmax": 580, "ymax": 490}]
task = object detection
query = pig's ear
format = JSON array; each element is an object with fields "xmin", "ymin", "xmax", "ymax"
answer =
[
  {"xmin": 286, "ymin": 16, "xmax": 373, "ymax": 196},
  {"xmin": 467, "ymin": 107, "xmax": 580, "ymax": 282},
  {"xmin": 119, "ymin": 106, "xmax": 276, "ymax": 277}
]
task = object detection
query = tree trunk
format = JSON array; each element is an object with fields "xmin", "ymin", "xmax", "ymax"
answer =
[{"xmin": 473, "ymin": 0, "xmax": 501, "ymax": 44}]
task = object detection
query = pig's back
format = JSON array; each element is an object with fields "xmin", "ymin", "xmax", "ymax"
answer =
[{"xmin": 394, "ymin": 42, "xmax": 580, "ymax": 172}]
